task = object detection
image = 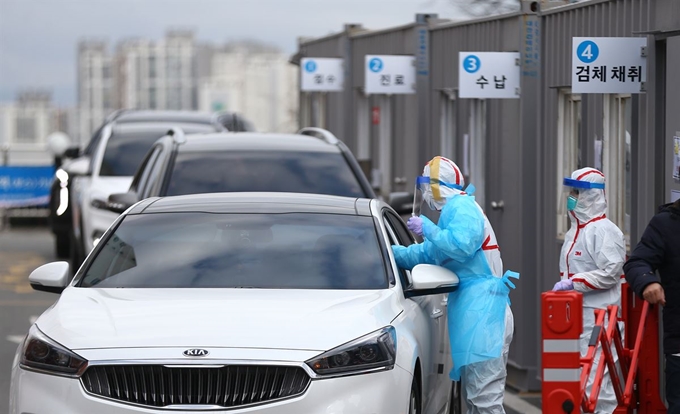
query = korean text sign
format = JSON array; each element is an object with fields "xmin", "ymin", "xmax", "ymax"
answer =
[
  {"xmin": 301, "ymin": 58, "xmax": 344, "ymax": 92},
  {"xmin": 0, "ymin": 166, "xmax": 55, "ymax": 208},
  {"xmin": 364, "ymin": 55, "xmax": 416, "ymax": 95},
  {"xmin": 572, "ymin": 37, "xmax": 647, "ymax": 94},
  {"xmin": 459, "ymin": 52, "xmax": 520, "ymax": 99}
]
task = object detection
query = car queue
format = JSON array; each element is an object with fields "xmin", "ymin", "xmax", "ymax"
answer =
[{"xmin": 12, "ymin": 109, "xmax": 463, "ymax": 414}]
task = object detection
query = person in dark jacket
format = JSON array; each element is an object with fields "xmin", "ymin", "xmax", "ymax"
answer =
[{"xmin": 624, "ymin": 200, "xmax": 680, "ymax": 414}]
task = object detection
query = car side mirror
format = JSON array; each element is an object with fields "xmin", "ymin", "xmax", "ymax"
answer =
[
  {"xmin": 29, "ymin": 262, "xmax": 71, "ymax": 294},
  {"xmin": 404, "ymin": 264, "xmax": 459, "ymax": 298},
  {"xmin": 65, "ymin": 157, "xmax": 90, "ymax": 176},
  {"xmin": 388, "ymin": 192, "xmax": 414, "ymax": 216},
  {"xmin": 63, "ymin": 146, "xmax": 81, "ymax": 159},
  {"xmin": 106, "ymin": 192, "xmax": 139, "ymax": 214}
]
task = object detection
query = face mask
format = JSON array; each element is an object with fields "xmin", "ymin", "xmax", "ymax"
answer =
[{"xmin": 567, "ymin": 195, "xmax": 578, "ymax": 211}]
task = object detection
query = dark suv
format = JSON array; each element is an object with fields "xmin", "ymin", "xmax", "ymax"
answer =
[
  {"xmin": 48, "ymin": 110, "xmax": 253, "ymax": 259},
  {"xmin": 105, "ymin": 127, "xmax": 376, "ymax": 213}
]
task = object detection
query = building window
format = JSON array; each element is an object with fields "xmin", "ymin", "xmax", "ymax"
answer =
[
  {"xmin": 556, "ymin": 89, "xmax": 582, "ymax": 239},
  {"xmin": 149, "ymin": 55, "xmax": 156, "ymax": 78},
  {"xmin": 602, "ymin": 94, "xmax": 632, "ymax": 244},
  {"xmin": 15, "ymin": 116, "xmax": 37, "ymax": 144},
  {"xmin": 149, "ymin": 87, "xmax": 157, "ymax": 109},
  {"xmin": 167, "ymin": 88, "xmax": 181, "ymax": 110}
]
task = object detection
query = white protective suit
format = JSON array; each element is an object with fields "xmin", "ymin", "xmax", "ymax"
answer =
[
  {"xmin": 395, "ymin": 157, "xmax": 515, "ymax": 414},
  {"xmin": 558, "ymin": 167, "xmax": 626, "ymax": 414}
]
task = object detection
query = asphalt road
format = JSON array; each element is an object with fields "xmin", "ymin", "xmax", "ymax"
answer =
[{"xmin": 0, "ymin": 227, "xmax": 58, "ymax": 413}]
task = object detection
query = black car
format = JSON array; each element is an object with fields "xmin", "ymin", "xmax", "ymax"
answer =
[
  {"xmin": 105, "ymin": 127, "xmax": 376, "ymax": 213},
  {"xmin": 48, "ymin": 110, "xmax": 253, "ymax": 258}
]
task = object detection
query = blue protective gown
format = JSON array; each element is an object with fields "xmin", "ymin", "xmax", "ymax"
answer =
[{"xmin": 392, "ymin": 193, "xmax": 516, "ymax": 380}]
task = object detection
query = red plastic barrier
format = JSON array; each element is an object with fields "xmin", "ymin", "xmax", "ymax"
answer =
[
  {"xmin": 542, "ymin": 285, "xmax": 666, "ymax": 414},
  {"xmin": 542, "ymin": 291, "xmax": 583, "ymax": 413}
]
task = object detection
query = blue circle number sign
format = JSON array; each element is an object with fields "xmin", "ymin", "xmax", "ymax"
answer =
[
  {"xmin": 304, "ymin": 60, "xmax": 317, "ymax": 73},
  {"xmin": 463, "ymin": 55, "xmax": 481, "ymax": 74},
  {"xmin": 369, "ymin": 58, "xmax": 384, "ymax": 73},
  {"xmin": 576, "ymin": 40, "xmax": 599, "ymax": 64}
]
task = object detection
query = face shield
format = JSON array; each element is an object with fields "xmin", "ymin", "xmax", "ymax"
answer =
[
  {"xmin": 414, "ymin": 175, "xmax": 464, "ymax": 214},
  {"xmin": 562, "ymin": 177, "xmax": 605, "ymax": 211}
]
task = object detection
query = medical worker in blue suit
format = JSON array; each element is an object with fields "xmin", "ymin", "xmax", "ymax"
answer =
[{"xmin": 392, "ymin": 156, "xmax": 517, "ymax": 414}]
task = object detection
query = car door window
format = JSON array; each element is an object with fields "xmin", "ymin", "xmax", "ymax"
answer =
[
  {"xmin": 141, "ymin": 150, "xmax": 167, "ymax": 199},
  {"xmin": 130, "ymin": 146, "xmax": 160, "ymax": 193},
  {"xmin": 384, "ymin": 212, "xmax": 415, "ymax": 247},
  {"xmin": 382, "ymin": 211, "xmax": 414, "ymax": 288},
  {"xmin": 136, "ymin": 147, "xmax": 162, "ymax": 197}
]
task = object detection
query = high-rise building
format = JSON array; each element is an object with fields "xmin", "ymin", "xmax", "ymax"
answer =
[
  {"xmin": 115, "ymin": 30, "xmax": 196, "ymax": 111},
  {"xmin": 76, "ymin": 31, "xmax": 299, "ymax": 139},
  {"xmin": 198, "ymin": 43, "xmax": 298, "ymax": 133},
  {"xmin": 77, "ymin": 40, "xmax": 115, "ymax": 145}
]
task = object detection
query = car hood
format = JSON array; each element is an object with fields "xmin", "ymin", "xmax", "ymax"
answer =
[
  {"xmin": 88, "ymin": 176, "xmax": 133, "ymax": 203},
  {"xmin": 37, "ymin": 288, "xmax": 402, "ymax": 353}
]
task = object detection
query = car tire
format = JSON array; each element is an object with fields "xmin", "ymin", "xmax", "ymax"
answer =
[
  {"xmin": 448, "ymin": 381, "xmax": 463, "ymax": 414},
  {"xmin": 408, "ymin": 377, "xmax": 422, "ymax": 414},
  {"xmin": 54, "ymin": 231, "xmax": 70, "ymax": 258}
]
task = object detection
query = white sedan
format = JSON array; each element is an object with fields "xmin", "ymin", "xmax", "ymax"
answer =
[{"xmin": 10, "ymin": 192, "xmax": 459, "ymax": 414}]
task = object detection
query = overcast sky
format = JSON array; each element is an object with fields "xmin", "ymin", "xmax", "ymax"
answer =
[{"xmin": 0, "ymin": 0, "xmax": 462, "ymax": 106}]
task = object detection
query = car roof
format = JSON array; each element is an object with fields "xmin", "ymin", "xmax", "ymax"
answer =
[
  {"xmin": 130, "ymin": 192, "xmax": 373, "ymax": 216},
  {"xmin": 111, "ymin": 122, "xmax": 219, "ymax": 135},
  {"xmin": 115, "ymin": 110, "xmax": 216, "ymax": 125},
  {"xmin": 176, "ymin": 133, "xmax": 341, "ymax": 153}
]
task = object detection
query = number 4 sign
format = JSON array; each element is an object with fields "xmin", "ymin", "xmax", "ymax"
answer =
[{"xmin": 571, "ymin": 37, "xmax": 647, "ymax": 93}]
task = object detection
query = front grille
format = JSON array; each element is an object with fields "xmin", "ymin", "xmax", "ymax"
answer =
[{"xmin": 81, "ymin": 365, "xmax": 311, "ymax": 408}]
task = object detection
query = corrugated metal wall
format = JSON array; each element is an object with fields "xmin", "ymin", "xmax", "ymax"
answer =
[
  {"xmin": 351, "ymin": 24, "xmax": 420, "ymax": 196},
  {"xmin": 538, "ymin": 0, "xmax": 653, "ymax": 293},
  {"xmin": 298, "ymin": 29, "xmax": 355, "ymax": 150}
]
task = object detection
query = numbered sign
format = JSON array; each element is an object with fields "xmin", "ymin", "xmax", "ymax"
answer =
[
  {"xmin": 364, "ymin": 55, "xmax": 416, "ymax": 95},
  {"xmin": 571, "ymin": 37, "xmax": 647, "ymax": 93},
  {"xmin": 458, "ymin": 52, "xmax": 520, "ymax": 99},
  {"xmin": 301, "ymin": 58, "xmax": 344, "ymax": 92}
]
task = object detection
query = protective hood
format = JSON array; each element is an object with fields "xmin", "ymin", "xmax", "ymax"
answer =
[
  {"xmin": 420, "ymin": 156, "xmax": 465, "ymax": 211},
  {"xmin": 567, "ymin": 167, "xmax": 607, "ymax": 223}
]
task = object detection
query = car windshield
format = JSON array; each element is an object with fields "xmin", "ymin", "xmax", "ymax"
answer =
[
  {"xmin": 99, "ymin": 124, "xmax": 216, "ymax": 177},
  {"xmin": 79, "ymin": 212, "xmax": 388, "ymax": 289},
  {"xmin": 165, "ymin": 151, "xmax": 366, "ymax": 197}
]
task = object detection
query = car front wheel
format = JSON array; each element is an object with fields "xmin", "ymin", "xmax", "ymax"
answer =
[{"xmin": 409, "ymin": 377, "xmax": 421, "ymax": 414}]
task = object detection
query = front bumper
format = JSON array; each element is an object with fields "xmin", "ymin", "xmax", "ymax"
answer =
[{"xmin": 10, "ymin": 365, "xmax": 412, "ymax": 414}]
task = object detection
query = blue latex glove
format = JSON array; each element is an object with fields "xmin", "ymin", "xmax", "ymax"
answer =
[
  {"xmin": 552, "ymin": 279, "xmax": 574, "ymax": 291},
  {"xmin": 407, "ymin": 216, "xmax": 424, "ymax": 236}
]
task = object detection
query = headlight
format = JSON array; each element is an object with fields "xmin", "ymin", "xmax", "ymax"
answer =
[
  {"xmin": 20, "ymin": 325, "xmax": 87, "ymax": 377},
  {"xmin": 306, "ymin": 326, "xmax": 396, "ymax": 377}
]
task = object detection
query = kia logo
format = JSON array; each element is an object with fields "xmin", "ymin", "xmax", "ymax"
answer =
[{"xmin": 183, "ymin": 349, "xmax": 209, "ymax": 357}]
